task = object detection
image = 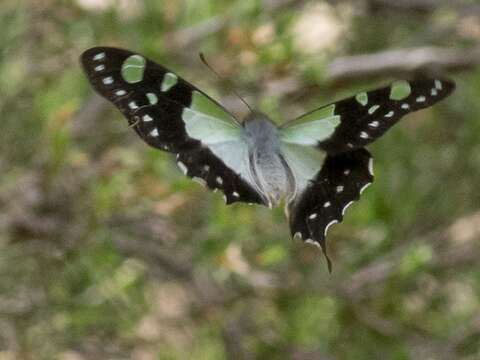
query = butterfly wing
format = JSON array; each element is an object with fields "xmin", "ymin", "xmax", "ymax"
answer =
[
  {"xmin": 281, "ymin": 78, "xmax": 455, "ymax": 154},
  {"xmin": 281, "ymin": 78, "xmax": 454, "ymax": 270},
  {"xmin": 81, "ymin": 47, "xmax": 266, "ymax": 205},
  {"xmin": 287, "ymin": 149, "xmax": 374, "ymax": 272}
]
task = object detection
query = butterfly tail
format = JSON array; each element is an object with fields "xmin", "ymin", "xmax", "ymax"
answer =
[{"xmin": 288, "ymin": 148, "xmax": 374, "ymax": 271}]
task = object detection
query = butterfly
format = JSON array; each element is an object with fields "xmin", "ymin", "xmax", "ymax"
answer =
[{"xmin": 80, "ymin": 47, "xmax": 455, "ymax": 272}]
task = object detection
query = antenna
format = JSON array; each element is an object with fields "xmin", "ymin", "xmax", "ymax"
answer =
[{"xmin": 199, "ymin": 52, "xmax": 253, "ymax": 113}]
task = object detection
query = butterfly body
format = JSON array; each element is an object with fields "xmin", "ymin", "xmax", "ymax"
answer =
[
  {"xmin": 81, "ymin": 46, "xmax": 455, "ymax": 271},
  {"xmin": 243, "ymin": 112, "xmax": 296, "ymax": 207}
]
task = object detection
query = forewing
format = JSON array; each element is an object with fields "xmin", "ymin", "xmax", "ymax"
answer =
[
  {"xmin": 281, "ymin": 78, "xmax": 455, "ymax": 154},
  {"xmin": 280, "ymin": 104, "xmax": 341, "ymax": 146},
  {"xmin": 288, "ymin": 149, "xmax": 374, "ymax": 272},
  {"xmin": 81, "ymin": 47, "xmax": 266, "ymax": 205}
]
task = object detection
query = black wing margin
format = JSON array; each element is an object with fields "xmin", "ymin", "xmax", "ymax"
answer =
[
  {"xmin": 288, "ymin": 149, "xmax": 374, "ymax": 272},
  {"xmin": 317, "ymin": 78, "xmax": 455, "ymax": 154},
  {"xmin": 80, "ymin": 47, "xmax": 266, "ymax": 206}
]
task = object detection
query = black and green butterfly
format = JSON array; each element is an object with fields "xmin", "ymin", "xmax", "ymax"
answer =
[{"xmin": 81, "ymin": 47, "xmax": 455, "ymax": 271}]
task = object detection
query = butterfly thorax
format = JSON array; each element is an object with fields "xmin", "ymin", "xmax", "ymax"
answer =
[{"xmin": 243, "ymin": 112, "xmax": 294, "ymax": 207}]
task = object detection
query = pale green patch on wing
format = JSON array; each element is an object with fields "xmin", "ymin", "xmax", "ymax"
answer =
[
  {"xmin": 183, "ymin": 107, "xmax": 240, "ymax": 144},
  {"xmin": 390, "ymin": 80, "xmax": 411, "ymax": 101},
  {"xmin": 288, "ymin": 104, "xmax": 336, "ymax": 126},
  {"xmin": 356, "ymin": 92, "xmax": 368, "ymax": 106},
  {"xmin": 146, "ymin": 92, "xmax": 158, "ymax": 105},
  {"xmin": 280, "ymin": 105, "xmax": 340, "ymax": 146},
  {"xmin": 121, "ymin": 55, "xmax": 146, "ymax": 84},
  {"xmin": 182, "ymin": 91, "xmax": 240, "ymax": 144},
  {"xmin": 281, "ymin": 143, "xmax": 326, "ymax": 199},
  {"xmin": 209, "ymin": 140, "xmax": 255, "ymax": 188},
  {"xmin": 180, "ymin": 90, "xmax": 255, "ymax": 188},
  {"xmin": 189, "ymin": 91, "xmax": 235, "ymax": 123},
  {"xmin": 161, "ymin": 72, "xmax": 178, "ymax": 92}
]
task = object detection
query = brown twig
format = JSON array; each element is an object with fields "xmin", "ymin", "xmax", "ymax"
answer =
[
  {"xmin": 368, "ymin": 0, "xmax": 452, "ymax": 11},
  {"xmin": 327, "ymin": 47, "xmax": 480, "ymax": 83}
]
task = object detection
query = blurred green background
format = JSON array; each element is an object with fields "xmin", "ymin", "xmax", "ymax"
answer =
[{"xmin": 1, "ymin": 0, "xmax": 480, "ymax": 359}]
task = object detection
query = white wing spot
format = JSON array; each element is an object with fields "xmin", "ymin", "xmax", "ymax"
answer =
[
  {"xmin": 308, "ymin": 213, "xmax": 318, "ymax": 220},
  {"xmin": 360, "ymin": 131, "xmax": 369, "ymax": 139},
  {"xmin": 93, "ymin": 52, "xmax": 105, "ymax": 61},
  {"xmin": 203, "ymin": 165, "xmax": 210, "ymax": 172},
  {"xmin": 368, "ymin": 158, "xmax": 374, "ymax": 176},
  {"xmin": 305, "ymin": 239, "xmax": 320, "ymax": 248},
  {"xmin": 177, "ymin": 161, "xmax": 188, "ymax": 175},
  {"xmin": 294, "ymin": 232, "xmax": 302, "ymax": 240},
  {"xmin": 115, "ymin": 89, "xmax": 127, "ymax": 96},
  {"xmin": 347, "ymin": 143, "xmax": 354, "ymax": 148},
  {"xmin": 368, "ymin": 105, "xmax": 380, "ymax": 114},
  {"xmin": 324, "ymin": 220, "xmax": 339, "ymax": 237},
  {"xmin": 344, "ymin": 169, "xmax": 350, "ymax": 175},
  {"xmin": 233, "ymin": 191, "xmax": 240, "ymax": 198},
  {"xmin": 384, "ymin": 111, "xmax": 394, "ymax": 118},
  {"xmin": 401, "ymin": 103, "xmax": 410, "ymax": 110},
  {"xmin": 369, "ymin": 121, "xmax": 379, "ymax": 128},
  {"xmin": 149, "ymin": 128, "xmax": 159, "ymax": 137},
  {"xmin": 431, "ymin": 88, "xmax": 438, "ymax": 96},
  {"xmin": 94, "ymin": 64, "xmax": 105, "ymax": 72},
  {"xmin": 324, "ymin": 201, "xmax": 331, "ymax": 208},
  {"xmin": 336, "ymin": 185, "xmax": 344, "ymax": 193},
  {"xmin": 216, "ymin": 176, "xmax": 223, "ymax": 185},
  {"xmin": 416, "ymin": 96, "xmax": 426, "ymax": 103},
  {"xmin": 223, "ymin": 195, "xmax": 228, "ymax": 203},
  {"xmin": 360, "ymin": 182, "xmax": 371, "ymax": 194},
  {"xmin": 192, "ymin": 177, "xmax": 206, "ymax": 187},
  {"xmin": 163, "ymin": 145, "xmax": 169, "ymax": 150},
  {"xmin": 342, "ymin": 201, "xmax": 354, "ymax": 216},
  {"xmin": 102, "ymin": 76, "xmax": 113, "ymax": 85},
  {"xmin": 435, "ymin": 80, "xmax": 443, "ymax": 90},
  {"xmin": 142, "ymin": 114, "xmax": 153, "ymax": 122},
  {"xmin": 129, "ymin": 101, "xmax": 138, "ymax": 110}
]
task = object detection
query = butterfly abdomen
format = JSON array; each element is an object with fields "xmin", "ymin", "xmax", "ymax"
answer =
[
  {"xmin": 244, "ymin": 113, "xmax": 293, "ymax": 206},
  {"xmin": 250, "ymin": 150, "xmax": 291, "ymax": 207}
]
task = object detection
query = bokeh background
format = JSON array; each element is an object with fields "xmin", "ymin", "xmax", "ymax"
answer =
[{"xmin": 2, "ymin": 0, "xmax": 480, "ymax": 359}]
